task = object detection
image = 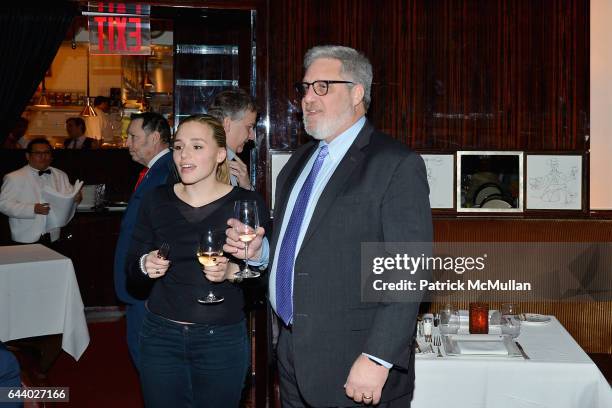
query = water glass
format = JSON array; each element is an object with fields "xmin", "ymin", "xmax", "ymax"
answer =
[
  {"xmin": 439, "ymin": 304, "xmax": 460, "ymax": 335},
  {"xmin": 422, "ymin": 317, "xmax": 433, "ymax": 341},
  {"xmin": 501, "ymin": 303, "xmax": 519, "ymax": 317},
  {"xmin": 501, "ymin": 315, "xmax": 521, "ymax": 338}
]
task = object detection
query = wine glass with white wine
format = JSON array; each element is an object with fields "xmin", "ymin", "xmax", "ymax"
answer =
[
  {"xmin": 196, "ymin": 227, "xmax": 224, "ymax": 304},
  {"xmin": 233, "ymin": 200, "xmax": 260, "ymax": 279}
]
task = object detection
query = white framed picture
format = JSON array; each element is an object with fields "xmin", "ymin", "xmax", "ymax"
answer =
[
  {"xmin": 457, "ymin": 151, "xmax": 524, "ymax": 213},
  {"xmin": 268, "ymin": 150, "xmax": 294, "ymax": 214},
  {"xmin": 421, "ymin": 154, "xmax": 454, "ymax": 209},
  {"xmin": 526, "ymin": 155, "xmax": 582, "ymax": 210}
]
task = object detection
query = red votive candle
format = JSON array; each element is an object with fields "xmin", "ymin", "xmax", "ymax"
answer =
[{"xmin": 469, "ymin": 303, "xmax": 489, "ymax": 334}]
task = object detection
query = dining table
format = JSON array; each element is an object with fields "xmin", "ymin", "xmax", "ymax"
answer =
[
  {"xmin": 412, "ymin": 314, "xmax": 612, "ymax": 408},
  {"xmin": 0, "ymin": 244, "xmax": 90, "ymax": 361}
]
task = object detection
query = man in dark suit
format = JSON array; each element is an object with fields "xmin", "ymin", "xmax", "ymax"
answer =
[
  {"xmin": 113, "ymin": 112, "xmax": 175, "ymax": 368},
  {"xmin": 207, "ymin": 88, "xmax": 258, "ymax": 189},
  {"xmin": 63, "ymin": 117, "xmax": 97, "ymax": 149},
  {"xmin": 226, "ymin": 46, "xmax": 432, "ymax": 407}
]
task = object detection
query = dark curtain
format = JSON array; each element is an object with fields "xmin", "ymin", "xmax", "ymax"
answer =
[{"xmin": 0, "ymin": 3, "xmax": 77, "ymax": 143}]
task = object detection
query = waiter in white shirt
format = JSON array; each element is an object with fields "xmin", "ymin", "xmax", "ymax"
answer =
[
  {"xmin": 83, "ymin": 96, "xmax": 114, "ymax": 144},
  {"xmin": 0, "ymin": 138, "xmax": 82, "ymax": 244},
  {"xmin": 207, "ymin": 88, "xmax": 257, "ymax": 189}
]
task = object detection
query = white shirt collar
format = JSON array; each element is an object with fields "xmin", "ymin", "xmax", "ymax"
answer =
[
  {"xmin": 226, "ymin": 147, "xmax": 237, "ymax": 161},
  {"xmin": 317, "ymin": 116, "xmax": 366, "ymax": 162},
  {"xmin": 147, "ymin": 148, "xmax": 170, "ymax": 168},
  {"xmin": 28, "ymin": 165, "xmax": 51, "ymax": 175}
]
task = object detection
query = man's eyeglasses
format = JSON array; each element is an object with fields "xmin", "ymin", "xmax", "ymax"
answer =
[
  {"xmin": 295, "ymin": 80, "xmax": 354, "ymax": 98},
  {"xmin": 29, "ymin": 151, "xmax": 52, "ymax": 157}
]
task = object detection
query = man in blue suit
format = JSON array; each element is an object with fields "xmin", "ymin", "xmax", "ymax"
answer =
[
  {"xmin": 0, "ymin": 342, "xmax": 21, "ymax": 408},
  {"xmin": 114, "ymin": 112, "xmax": 175, "ymax": 368}
]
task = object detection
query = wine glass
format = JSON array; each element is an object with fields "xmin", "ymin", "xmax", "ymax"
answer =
[
  {"xmin": 501, "ymin": 302, "xmax": 521, "ymax": 338},
  {"xmin": 233, "ymin": 200, "xmax": 260, "ymax": 279},
  {"xmin": 196, "ymin": 228, "xmax": 224, "ymax": 304}
]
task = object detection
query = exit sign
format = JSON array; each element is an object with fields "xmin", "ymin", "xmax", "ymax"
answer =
[{"xmin": 86, "ymin": 2, "xmax": 151, "ymax": 55}]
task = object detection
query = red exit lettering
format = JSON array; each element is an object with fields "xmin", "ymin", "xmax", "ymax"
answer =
[{"xmin": 94, "ymin": 15, "xmax": 142, "ymax": 52}]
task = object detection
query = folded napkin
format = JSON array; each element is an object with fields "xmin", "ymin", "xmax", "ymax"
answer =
[
  {"xmin": 453, "ymin": 335, "xmax": 509, "ymax": 355},
  {"xmin": 415, "ymin": 337, "xmax": 436, "ymax": 357}
]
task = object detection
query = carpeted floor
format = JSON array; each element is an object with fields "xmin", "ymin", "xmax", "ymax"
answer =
[{"xmin": 45, "ymin": 319, "xmax": 143, "ymax": 407}]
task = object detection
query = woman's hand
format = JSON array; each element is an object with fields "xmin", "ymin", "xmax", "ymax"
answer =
[
  {"xmin": 202, "ymin": 258, "xmax": 240, "ymax": 282},
  {"xmin": 144, "ymin": 249, "xmax": 171, "ymax": 279}
]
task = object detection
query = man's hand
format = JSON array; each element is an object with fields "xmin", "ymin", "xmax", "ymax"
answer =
[
  {"xmin": 344, "ymin": 354, "xmax": 389, "ymax": 405},
  {"xmin": 229, "ymin": 156, "xmax": 252, "ymax": 189},
  {"xmin": 74, "ymin": 189, "xmax": 83, "ymax": 204},
  {"xmin": 224, "ymin": 218, "xmax": 265, "ymax": 261},
  {"xmin": 34, "ymin": 203, "xmax": 50, "ymax": 215}
]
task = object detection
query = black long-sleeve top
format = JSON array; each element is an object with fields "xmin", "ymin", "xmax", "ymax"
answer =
[{"xmin": 126, "ymin": 184, "xmax": 269, "ymax": 325}]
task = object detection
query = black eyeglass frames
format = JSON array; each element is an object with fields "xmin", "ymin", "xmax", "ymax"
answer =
[{"xmin": 294, "ymin": 80, "xmax": 355, "ymax": 97}]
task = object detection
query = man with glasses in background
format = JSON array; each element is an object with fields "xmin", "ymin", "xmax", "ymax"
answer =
[
  {"xmin": 225, "ymin": 45, "xmax": 432, "ymax": 407},
  {"xmin": 0, "ymin": 138, "xmax": 81, "ymax": 245}
]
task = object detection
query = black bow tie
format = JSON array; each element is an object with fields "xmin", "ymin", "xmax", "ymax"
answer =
[{"xmin": 38, "ymin": 169, "xmax": 51, "ymax": 176}]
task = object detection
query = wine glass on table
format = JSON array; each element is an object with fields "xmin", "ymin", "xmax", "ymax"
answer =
[
  {"xmin": 233, "ymin": 200, "xmax": 260, "ymax": 279},
  {"xmin": 196, "ymin": 228, "xmax": 224, "ymax": 304},
  {"xmin": 501, "ymin": 303, "xmax": 521, "ymax": 338}
]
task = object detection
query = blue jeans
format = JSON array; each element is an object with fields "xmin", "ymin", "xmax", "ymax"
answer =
[
  {"xmin": 126, "ymin": 301, "xmax": 146, "ymax": 370},
  {"xmin": 138, "ymin": 310, "xmax": 250, "ymax": 408}
]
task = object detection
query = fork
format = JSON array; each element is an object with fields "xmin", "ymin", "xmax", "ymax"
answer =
[
  {"xmin": 157, "ymin": 243, "xmax": 170, "ymax": 260},
  {"xmin": 434, "ymin": 335, "xmax": 443, "ymax": 357}
]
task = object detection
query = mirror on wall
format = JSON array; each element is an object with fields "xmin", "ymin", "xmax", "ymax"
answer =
[{"xmin": 457, "ymin": 151, "xmax": 523, "ymax": 212}]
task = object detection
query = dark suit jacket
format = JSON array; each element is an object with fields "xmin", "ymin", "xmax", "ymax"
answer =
[
  {"xmin": 63, "ymin": 137, "xmax": 96, "ymax": 149},
  {"xmin": 114, "ymin": 151, "xmax": 176, "ymax": 304},
  {"xmin": 271, "ymin": 120, "xmax": 433, "ymax": 406}
]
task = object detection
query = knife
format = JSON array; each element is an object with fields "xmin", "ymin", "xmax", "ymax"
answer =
[{"xmin": 514, "ymin": 341, "xmax": 530, "ymax": 360}]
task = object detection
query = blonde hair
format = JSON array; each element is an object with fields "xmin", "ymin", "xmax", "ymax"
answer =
[{"xmin": 175, "ymin": 114, "xmax": 230, "ymax": 184}]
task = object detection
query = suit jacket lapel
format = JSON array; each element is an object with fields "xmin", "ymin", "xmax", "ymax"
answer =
[
  {"xmin": 299, "ymin": 120, "xmax": 374, "ymax": 248},
  {"xmin": 136, "ymin": 151, "xmax": 172, "ymax": 192},
  {"xmin": 24, "ymin": 167, "xmax": 42, "ymax": 202},
  {"xmin": 271, "ymin": 142, "xmax": 318, "ymax": 250}
]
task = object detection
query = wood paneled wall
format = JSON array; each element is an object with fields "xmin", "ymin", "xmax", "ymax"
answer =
[
  {"xmin": 266, "ymin": 0, "xmax": 589, "ymax": 152},
  {"xmin": 433, "ymin": 218, "xmax": 612, "ymax": 353}
]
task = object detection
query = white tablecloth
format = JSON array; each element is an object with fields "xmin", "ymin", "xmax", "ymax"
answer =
[
  {"xmin": 0, "ymin": 244, "xmax": 90, "ymax": 360},
  {"xmin": 413, "ymin": 316, "xmax": 612, "ymax": 408}
]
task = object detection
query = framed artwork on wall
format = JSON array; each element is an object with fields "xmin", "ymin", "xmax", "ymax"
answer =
[
  {"xmin": 421, "ymin": 154, "xmax": 454, "ymax": 209},
  {"xmin": 268, "ymin": 150, "xmax": 294, "ymax": 215},
  {"xmin": 457, "ymin": 151, "xmax": 524, "ymax": 213},
  {"xmin": 526, "ymin": 155, "xmax": 583, "ymax": 210}
]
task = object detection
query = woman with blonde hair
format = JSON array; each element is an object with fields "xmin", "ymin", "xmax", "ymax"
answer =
[{"xmin": 126, "ymin": 114, "xmax": 268, "ymax": 407}]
